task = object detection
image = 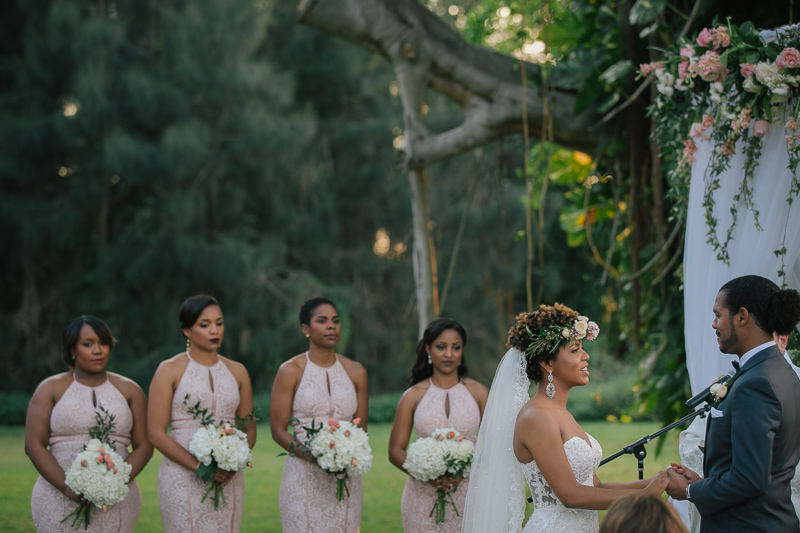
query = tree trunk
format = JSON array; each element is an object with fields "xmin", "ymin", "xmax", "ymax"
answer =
[
  {"xmin": 408, "ymin": 167, "xmax": 433, "ymax": 334},
  {"xmin": 297, "ymin": 0, "xmax": 604, "ymax": 332}
]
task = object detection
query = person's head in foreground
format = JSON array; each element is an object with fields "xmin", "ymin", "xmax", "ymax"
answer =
[{"xmin": 600, "ymin": 492, "xmax": 687, "ymax": 533}]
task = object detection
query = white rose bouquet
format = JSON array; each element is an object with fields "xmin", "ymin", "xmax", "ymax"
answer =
[
  {"xmin": 183, "ymin": 395, "xmax": 256, "ymax": 509},
  {"xmin": 303, "ymin": 417, "xmax": 372, "ymax": 501},
  {"xmin": 188, "ymin": 421, "xmax": 253, "ymax": 508},
  {"xmin": 61, "ymin": 408, "xmax": 132, "ymax": 530},
  {"xmin": 403, "ymin": 427, "xmax": 475, "ymax": 524}
]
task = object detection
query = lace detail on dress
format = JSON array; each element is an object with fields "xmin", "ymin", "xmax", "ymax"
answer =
[
  {"xmin": 401, "ymin": 382, "xmax": 480, "ymax": 532},
  {"xmin": 157, "ymin": 354, "xmax": 244, "ymax": 533},
  {"xmin": 31, "ymin": 378, "xmax": 142, "ymax": 533},
  {"xmin": 278, "ymin": 354, "xmax": 362, "ymax": 533},
  {"xmin": 520, "ymin": 434, "xmax": 601, "ymax": 533}
]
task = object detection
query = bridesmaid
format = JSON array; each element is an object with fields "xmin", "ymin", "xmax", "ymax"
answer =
[
  {"xmin": 271, "ymin": 297, "xmax": 369, "ymax": 532},
  {"xmin": 26, "ymin": 315, "xmax": 152, "ymax": 532},
  {"xmin": 148, "ymin": 294, "xmax": 256, "ymax": 533},
  {"xmin": 388, "ymin": 318, "xmax": 488, "ymax": 532}
]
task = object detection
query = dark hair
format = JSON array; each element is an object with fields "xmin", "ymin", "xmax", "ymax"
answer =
[
  {"xmin": 299, "ymin": 297, "xmax": 337, "ymax": 326},
  {"xmin": 408, "ymin": 318, "xmax": 468, "ymax": 386},
  {"xmin": 719, "ymin": 275, "xmax": 800, "ymax": 335},
  {"xmin": 62, "ymin": 315, "xmax": 116, "ymax": 368},
  {"xmin": 179, "ymin": 294, "xmax": 221, "ymax": 337},
  {"xmin": 600, "ymin": 493, "xmax": 686, "ymax": 533},
  {"xmin": 506, "ymin": 303, "xmax": 580, "ymax": 384}
]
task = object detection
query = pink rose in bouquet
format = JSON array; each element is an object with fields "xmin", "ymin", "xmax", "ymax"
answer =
[{"xmin": 776, "ymin": 48, "xmax": 800, "ymax": 70}]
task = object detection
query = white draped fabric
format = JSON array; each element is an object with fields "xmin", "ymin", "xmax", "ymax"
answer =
[{"xmin": 683, "ymin": 125, "xmax": 800, "ymax": 395}]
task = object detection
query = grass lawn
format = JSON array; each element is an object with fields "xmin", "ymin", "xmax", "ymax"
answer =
[{"xmin": 1, "ymin": 422, "xmax": 681, "ymax": 532}]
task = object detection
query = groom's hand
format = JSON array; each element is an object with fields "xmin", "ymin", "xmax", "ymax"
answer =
[
  {"xmin": 670, "ymin": 462, "xmax": 702, "ymax": 483},
  {"xmin": 666, "ymin": 465, "xmax": 697, "ymax": 499}
]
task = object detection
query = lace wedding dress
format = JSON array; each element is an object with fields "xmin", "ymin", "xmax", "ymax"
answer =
[
  {"xmin": 520, "ymin": 434, "xmax": 601, "ymax": 533},
  {"xmin": 462, "ymin": 349, "xmax": 601, "ymax": 533}
]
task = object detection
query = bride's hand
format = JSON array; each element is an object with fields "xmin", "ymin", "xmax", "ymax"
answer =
[{"xmin": 643, "ymin": 469, "xmax": 670, "ymax": 495}]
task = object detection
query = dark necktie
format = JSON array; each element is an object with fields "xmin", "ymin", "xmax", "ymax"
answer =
[{"xmin": 732, "ymin": 360, "xmax": 740, "ymax": 371}]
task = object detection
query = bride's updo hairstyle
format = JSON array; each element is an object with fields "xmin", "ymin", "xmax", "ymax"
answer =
[{"xmin": 506, "ymin": 303, "xmax": 579, "ymax": 384}]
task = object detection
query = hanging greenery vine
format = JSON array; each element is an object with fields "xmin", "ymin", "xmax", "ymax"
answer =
[{"xmin": 640, "ymin": 20, "xmax": 800, "ymax": 282}]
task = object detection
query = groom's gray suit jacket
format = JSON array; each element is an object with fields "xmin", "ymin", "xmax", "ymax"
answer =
[{"xmin": 692, "ymin": 345, "xmax": 800, "ymax": 532}]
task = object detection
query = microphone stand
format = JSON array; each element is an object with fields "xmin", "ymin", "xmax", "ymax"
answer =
[{"xmin": 598, "ymin": 402, "xmax": 713, "ymax": 479}]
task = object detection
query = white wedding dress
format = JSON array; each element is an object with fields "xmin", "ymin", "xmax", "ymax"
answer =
[
  {"xmin": 462, "ymin": 349, "xmax": 602, "ymax": 533},
  {"xmin": 520, "ymin": 434, "xmax": 601, "ymax": 532}
]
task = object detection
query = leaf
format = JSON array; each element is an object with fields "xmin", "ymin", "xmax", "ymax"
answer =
[
  {"xmin": 599, "ymin": 60, "xmax": 633, "ymax": 86},
  {"xmin": 639, "ymin": 22, "xmax": 659, "ymax": 39},
  {"xmin": 196, "ymin": 461, "xmax": 217, "ymax": 483},
  {"xmin": 629, "ymin": 0, "xmax": 666, "ymax": 26},
  {"xmin": 743, "ymin": 52, "xmax": 761, "ymax": 64}
]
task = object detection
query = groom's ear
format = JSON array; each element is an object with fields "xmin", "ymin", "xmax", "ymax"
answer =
[{"xmin": 736, "ymin": 307, "xmax": 750, "ymax": 326}]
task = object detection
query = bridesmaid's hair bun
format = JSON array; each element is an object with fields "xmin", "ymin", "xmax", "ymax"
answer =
[
  {"xmin": 299, "ymin": 297, "xmax": 337, "ymax": 326},
  {"xmin": 62, "ymin": 315, "xmax": 115, "ymax": 368},
  {"xmin": 179, "ymin": 294, "xmax": 220, "ymax": 336}
]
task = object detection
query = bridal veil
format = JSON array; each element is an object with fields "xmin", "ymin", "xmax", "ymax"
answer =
[{"xmin": 462, "ymin": 348, "xmax": 531, "ymax": 533}]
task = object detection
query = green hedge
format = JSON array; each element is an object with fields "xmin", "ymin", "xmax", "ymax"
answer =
[{"xmin": 0, "ymin": 393, "xmax": 30, "ymax": 425}]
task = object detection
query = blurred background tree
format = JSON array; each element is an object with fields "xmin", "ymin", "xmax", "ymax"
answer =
[{"xmin": 0, "ymin": 0, "xmax": 792, "ymax": 427}]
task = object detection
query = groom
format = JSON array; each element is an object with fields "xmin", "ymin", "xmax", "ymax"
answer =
[{"xmin": 667, "ymin": 275, "xmax": 800, "ymax": 532}]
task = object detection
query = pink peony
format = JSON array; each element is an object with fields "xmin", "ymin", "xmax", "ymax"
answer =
[
  {"xmin": 753, "ymin": 120, "xmax": 771, "ymax": 136},
  {"xmin": 740, "ymin": 63, "xmax": 756, "ymax": 78},
  {"xmin": 776, "ymin": 47, "xmax": 800, "ymax": 69},
  {"xmin": 680, "ymin": 45, "xmax": 696, "ymax": 58},
  {"xmin": 696, "ymin": 28, "xmax": 713, "ymax": 47}
]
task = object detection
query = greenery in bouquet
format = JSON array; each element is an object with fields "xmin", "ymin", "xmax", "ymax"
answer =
[
  {"xmin": 61, "ymin": 407, "xmax": 131, "ymax": 529},
  {"xmin": 184, "ymin": 395, "xmax": 255, "ymax": 509},
  {"xmin": 403, "ymin": 428, "xmax": 475, "ymax": 524},
  {"xmin": 292, "ymin": 417, "xmax": 372, "ymax": 501},
  {"xmin": 639, "ymin": 20, "xmax": 800, "ymax": 278}
]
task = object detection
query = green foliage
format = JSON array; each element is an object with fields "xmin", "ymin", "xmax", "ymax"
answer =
[{"xmin": 0, "ymin": 393, "xmax": 29, "ymax": 425}]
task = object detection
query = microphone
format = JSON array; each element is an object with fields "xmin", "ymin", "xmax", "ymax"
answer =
[{"xmin": 685, "ymin": 369, "xmax": 736, "ymax": 410}]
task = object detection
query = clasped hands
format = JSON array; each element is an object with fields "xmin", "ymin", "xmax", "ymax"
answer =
[
  {"xmin": 664, "ymin": 462, "xmax": 702, "ymax": 500},
  {"xmin": 429, "ymin": 475, "xmax": 463, "ymax": 494}
]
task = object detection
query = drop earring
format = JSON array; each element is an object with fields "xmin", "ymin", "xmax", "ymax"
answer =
[
  {"xmin": 427, "ymin": 353, "xmax": 432, "ymax": 365},
  {"xmin": 186, "ymin": 338, "xmax": 191, "ymax": 352},
  {"xmin": 546, "ymin": 370, "xmax": 556, "ymax": 399}
]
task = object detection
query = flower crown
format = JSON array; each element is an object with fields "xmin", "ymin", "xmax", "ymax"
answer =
[{"xmin": 523, "ymin": 315, "xmax": 599, "ymax": 359}]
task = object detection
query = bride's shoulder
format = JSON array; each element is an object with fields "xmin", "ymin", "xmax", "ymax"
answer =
[{"xmin": 516, "ymin": 398, "xmax": 560, "ymax": 430}]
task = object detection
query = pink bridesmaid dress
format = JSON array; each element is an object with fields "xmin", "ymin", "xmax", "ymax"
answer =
[
  {"xmin": 157, "ymin": 353, "xmax": 244, "ymax": 533},
  {"xmin": 401, "ymin": 380, "xmax": 480, "ymax": 532},
  {"xmin": 30, "ymin": 377, "xmax": 142, "ymax": 532},
  {"xmin": 279, "ymin": 353, "xmax": 363, "ymax": 532}
]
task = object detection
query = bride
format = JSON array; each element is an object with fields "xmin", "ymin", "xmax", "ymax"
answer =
[{"xmin": 462, "ymin": 303, "xmax": 670, "ymax": 532}]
